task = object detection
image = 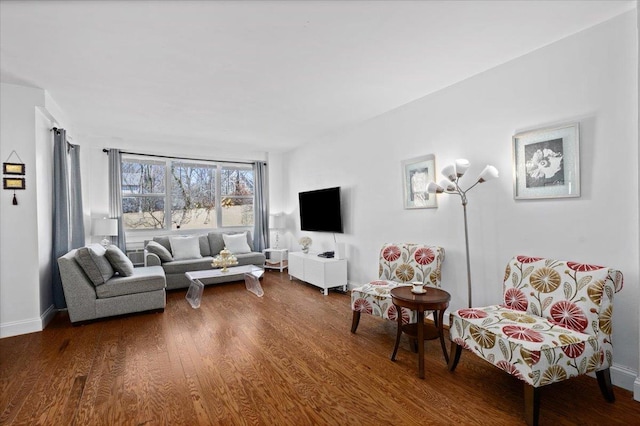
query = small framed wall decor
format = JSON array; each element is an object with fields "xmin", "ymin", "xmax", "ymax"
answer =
[
  {"xmin": 512, "ymin": 122, "xmax": 580, "ymax": 200},
  {"xmin": 3, "ymin": 162, "xmax": 25, "ymax": 175},
  {"xmin": 401, "ymin": 154, "xmax": 437, "ymax": 209},
  {"xmin": 3, "ymin": 177, "xmax": 25, "ymax": 190}
]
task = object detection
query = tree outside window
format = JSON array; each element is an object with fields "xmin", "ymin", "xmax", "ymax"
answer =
[{"xmin": 121, "ymin": 156, "xmax": 254, "ymax": 231}]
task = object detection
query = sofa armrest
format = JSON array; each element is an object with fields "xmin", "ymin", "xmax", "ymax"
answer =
[{"xmin": 145, "ymin": 252, "xmax": 161, "ymax": 267}]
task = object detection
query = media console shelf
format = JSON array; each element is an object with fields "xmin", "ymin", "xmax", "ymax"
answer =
[{"xmin": 288, "ymin": 252, "xmax": 347, "ymax": 295}]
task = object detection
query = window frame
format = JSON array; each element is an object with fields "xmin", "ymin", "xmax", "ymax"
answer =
[{"xmin": 121, "ymin": 154, "xmax": 255, "ymax": 235}]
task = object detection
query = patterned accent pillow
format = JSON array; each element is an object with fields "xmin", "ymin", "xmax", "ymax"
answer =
[
  {"xmin": 105, "ymin": 245, "xmax": 135, "ymax": 277},
  {"xmin": 75, "ymin": 246, "xmax": 114, "ymax": 285},
  {"xmin": 146, "ymin": 240, "xmax": 173, "ymax": 262}
]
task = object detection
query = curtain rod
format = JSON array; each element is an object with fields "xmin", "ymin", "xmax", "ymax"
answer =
[
  {"xmin": 51, "ymin": 127, "xmax": 73, "ymax": 141},
  {"xmin": 102, "ymin": 148, "xmax": 264, "ymax": 166}
]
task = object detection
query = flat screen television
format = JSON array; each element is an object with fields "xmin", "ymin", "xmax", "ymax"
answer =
[{"xmin": 299, "ymin": 187, "xmax": 343, "ymax": 233}]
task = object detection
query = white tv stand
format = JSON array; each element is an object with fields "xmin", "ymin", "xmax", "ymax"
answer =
[{"xmin": 288, "ymin": 252, "xmax": 347, "ymax": 295}]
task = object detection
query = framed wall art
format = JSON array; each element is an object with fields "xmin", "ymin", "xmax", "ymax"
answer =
[
  {"xmin": 401, "ymin": 154, "xmax": 437, "ymax": 209},
  {"xmin": 3, "ymin": 177, "xmax": 25, "ymax": 190},
  {"xmin": 512, "ymin": 122, "xmax": 580, "ymax": 200},
  {"xmin": 3, "ymin": 162, "xmax": 25, "ymax": 175}
]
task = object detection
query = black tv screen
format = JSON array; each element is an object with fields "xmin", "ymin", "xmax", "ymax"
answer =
[{"xmin": 299, "ymin": 187, "xmax": 343, "ymax": 233}]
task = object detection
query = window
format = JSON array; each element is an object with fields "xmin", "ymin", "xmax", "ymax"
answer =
[
  {"xmin": 122, "ymin": 159, "xmax": 166, "ymax": 230},
  {"xmin": 121, "ymin": 156, "xmax": 254, "ymax": 231},
  {"xmin": 220, "ymin": 167, "xmax": 254, "ymax": 227}
]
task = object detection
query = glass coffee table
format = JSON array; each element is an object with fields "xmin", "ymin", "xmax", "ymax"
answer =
[{"xmin": 185, "ymin": 265, "xmax": 264, "ymax": 308}]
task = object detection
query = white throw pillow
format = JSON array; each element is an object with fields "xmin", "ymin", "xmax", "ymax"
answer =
[
  {"xmin": 170, "ymin": 236, "xmax": 202, "ymax": 260},
  {"xmin": 223, "ymin": 232, "xmax": 251, "ymax": 254}
]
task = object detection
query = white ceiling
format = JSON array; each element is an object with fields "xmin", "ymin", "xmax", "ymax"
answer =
[{"xmin": 1, "ymin": 1, "xmax": 635, "ymax": 152}]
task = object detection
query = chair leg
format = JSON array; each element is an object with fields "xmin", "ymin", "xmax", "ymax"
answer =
[
  {"xmin": 350, "ymin": 311, "xmax": 361, "ymax": 333},
  {"xmin": 447, "ymin": 341, "xmax": 462, "ymax": 371},
  {"xmin": 524, "ymin": 384, "xmax": 540, "ymax": 426},
  {"xmin": 410, "ymin": 338, "xmax": 418, "ymax": 353},
  {"xmin": 596, "ymin": 368, "xmax": 616, "ymax": 402}
]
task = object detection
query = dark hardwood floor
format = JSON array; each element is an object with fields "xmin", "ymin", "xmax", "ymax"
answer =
[{"xmin": 1, "ymin": 271, "xmax": 638, "ymax": 425}]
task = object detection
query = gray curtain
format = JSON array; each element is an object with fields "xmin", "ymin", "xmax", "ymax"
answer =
[
  {"xmin": 253, "ymin": 161, "xmax": 269, "ymax": 252},
  {"xmin": 52, "ymin": 129, "xmax": 85, "ymax": 309},
  {"xmin": 68, "ymin": 144, "xmax": 85, "ymax": 248},
  {"xmin": 108, "ymin": 149, "xmax": 126, "ymax": 251}
]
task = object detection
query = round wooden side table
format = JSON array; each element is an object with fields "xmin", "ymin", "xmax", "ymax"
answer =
[{"xmin": 390, "ymin": 286, "xmax": 451, "ymax": 379}]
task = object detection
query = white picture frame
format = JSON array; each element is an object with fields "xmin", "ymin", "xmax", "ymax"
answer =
[
  {"xmin": 513, "ymin": 122, "xmax": 580, "ymax": 200},
  {"xmin": 402, "ymin": 154, "xmax": 437, "ymax": 209}
]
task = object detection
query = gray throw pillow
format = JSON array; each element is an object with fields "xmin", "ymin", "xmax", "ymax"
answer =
[
  {"xmin": 146, "ymin": 241, "xmax": 173, "ymax": 262},
  {"xmin": 105, "ymin": 245, "xmax": 135, "ymax": 277},
  {"xmin": 75, "ymin": 246, "xmax": 114, "ymax": 285}
]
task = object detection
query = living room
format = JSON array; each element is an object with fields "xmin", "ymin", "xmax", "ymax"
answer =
[{"xmin": 1, "ymin": 0, "xmax": 639, "ymax": 422}]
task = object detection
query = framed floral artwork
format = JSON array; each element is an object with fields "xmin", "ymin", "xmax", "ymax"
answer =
[
  {"xmin": 401, "ymin": 154, "xmax": 437, "ymax": 209},
  {"xmin": 512, "ymin": 122, "xmax": 580, "ymax": 200}
]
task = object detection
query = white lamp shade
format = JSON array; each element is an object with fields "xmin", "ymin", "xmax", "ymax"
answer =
[
  {"xmin": 92, "ymin": 218, "xmax": 118, "ymax": 236},
  {"xmin": 439, "ymin": 178, "xmax": 456, "ymax": 192},
  {"xmin": 455, "ymin": 159, "xmax": 470, "ymax": 177},
  {"xmin": 441, "ymin": 164, "xmax": 457, "ymax": 181},
  {"xmin": 427, "ymin": 181, "xmax": 444, "ymax": 194},
  {"xmin": 269, "ymin": 213, "xmax": 285, "ymax": 229},
  {"xmin": 478, "ymin": 165, "xmax": 499, "ymax": 182}
]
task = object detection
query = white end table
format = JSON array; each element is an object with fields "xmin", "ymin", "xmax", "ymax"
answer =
[{"xmin": 263, "ymin": 248, "xmax": 288, "ymax": 272}]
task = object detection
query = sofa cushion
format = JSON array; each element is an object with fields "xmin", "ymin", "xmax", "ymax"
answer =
[
  {"xmin": 161, "ymin": 257, "xmax": 214, "ymax": 275},
  {"xmin": 209, "ymin": 231, "xmax": 253, "ymax": 255},
  {"xmin": 153, "ymin": 236, "xmax": 172, "ymax": 253},
  {"xmin": 75, "ymin": 246, "xmax": 114, "ymax": 285},
  {"xmin": 146, "ymin": 240, "xmax": 174, "ymax": 262},
  {"xmin": 223, "ymin": 232, "xmax": 251, "ymax": 254},
  {"xmin": 96, "ymin": 266, "xmax": 166, "ymax": 298},
  {"xmin": 235, "ymin": 252, "xmax": 266, "ymax": 267},
  {"xmin": 198, "ymin": 235, "xmax": 211, "ymax": 257},
  {"xmin": 170, "ymin": 236, "xmax": 202, "ymax": 260},
  {"xmin": 105, "ymin": 245, "xmax": 135, "ymax": 276}
]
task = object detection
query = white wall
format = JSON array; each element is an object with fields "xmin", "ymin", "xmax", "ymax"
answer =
[
  {"xmin": 0, "ymin": 83, "xmax": 66, "ymax": 337},
  {"xmin": 283, "ymin": 11, "xmax": 639, "ymax": 391}
]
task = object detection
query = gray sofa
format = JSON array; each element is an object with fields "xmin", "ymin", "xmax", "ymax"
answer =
[
  {"xmin": 145, "ymin": 231, "xmax": 266, "ymax": 290},
  {"xmin": 57, "ymin": 244, "xmax": 166, "ymax": 324}
]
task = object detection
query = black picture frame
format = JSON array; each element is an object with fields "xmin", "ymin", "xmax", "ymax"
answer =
[
  {"xmin": 3, "ymin": 162, "xmax": 25, "ymax": 175},
  {"xmin": 3, "ymin": 177, "xmax": 25, "ymax": 190}
]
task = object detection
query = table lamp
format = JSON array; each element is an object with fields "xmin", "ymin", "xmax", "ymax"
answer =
[{"xmin": 92, "ymin": 218, "xmax": 118, "ymax": 248}]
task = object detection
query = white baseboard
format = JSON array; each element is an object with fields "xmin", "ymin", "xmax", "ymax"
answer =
[
  {"xmin": 634, "ymin": 376, "xmax": 640, "ymax": 402},
  {"xmin": 609, "ymin": 363, "xmax": 638, "ymax": 392},
  {"xmin": 0, "ymin": 316, "xmax": 42, "ymax": 338},
  {"xmin": 41, "ymin": 304, "xmax": 57, "ymax": 329},
  {"xmin": 0, "ymin": 305, "xmax": 56, "ymax": 339}
]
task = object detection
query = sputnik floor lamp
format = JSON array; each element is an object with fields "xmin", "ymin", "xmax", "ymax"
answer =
[{"xmin": 427, "ymin": 159, "xmax": 499, "ymax": 308}]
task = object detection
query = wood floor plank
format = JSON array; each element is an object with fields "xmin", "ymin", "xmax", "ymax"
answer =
[{"xmin": 1, "ymin": 270, "xmax": 638, "ymax": 425}]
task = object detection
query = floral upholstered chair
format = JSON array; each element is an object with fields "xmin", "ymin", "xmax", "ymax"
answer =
[
  {"xmin": 350, "ymin": 243, "xmax": 445, "ymax": 333},
  {"xmin": 448, "ymin": 256, "xmax": 623, "ymax": 426}
]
